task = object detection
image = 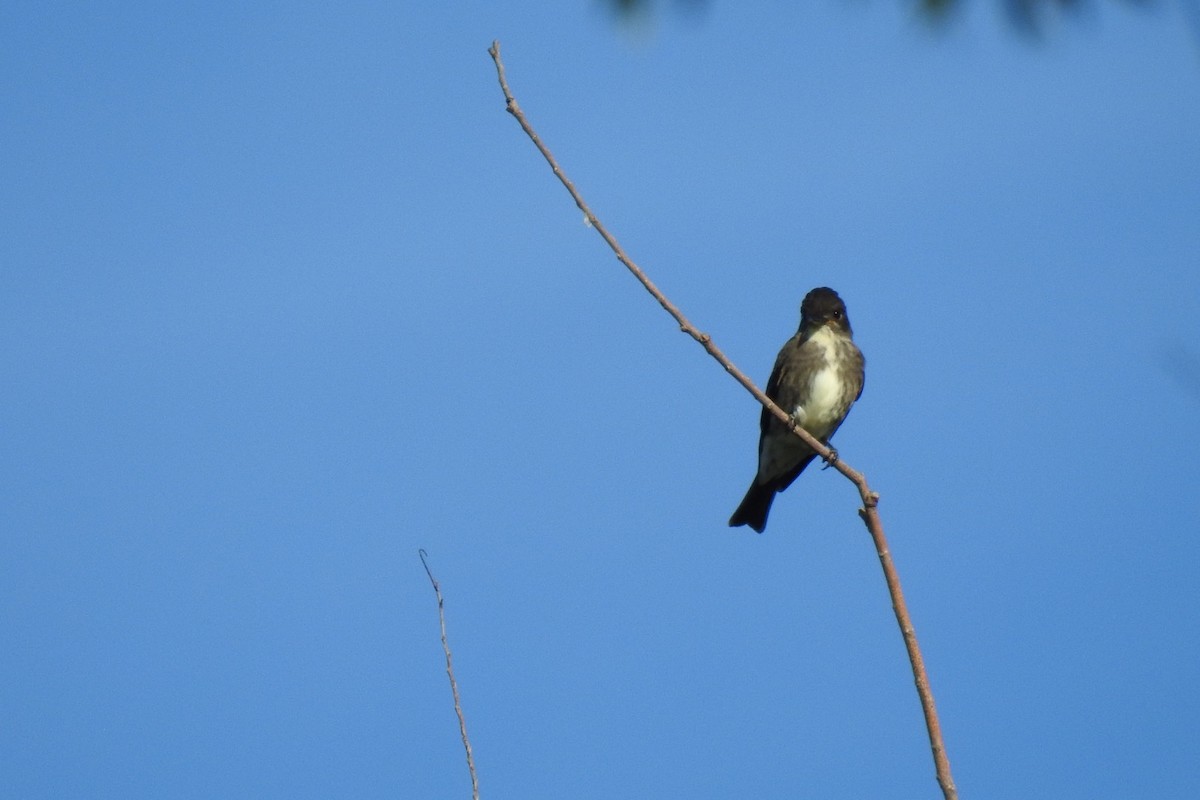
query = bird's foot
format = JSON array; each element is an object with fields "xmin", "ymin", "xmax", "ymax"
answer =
[{"xmin": 821, "ymin": 447, "xmax": 839, "ymax": 470}]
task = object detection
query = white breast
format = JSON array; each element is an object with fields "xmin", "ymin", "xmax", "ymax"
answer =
[{"xmin": 793, "ymin": 326, "xmax": 845, "ymax": 433}]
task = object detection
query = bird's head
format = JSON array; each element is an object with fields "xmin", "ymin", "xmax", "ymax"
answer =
[{"xmin": 800, "ymin": 287, "xmax": 852, "ymax": 335}]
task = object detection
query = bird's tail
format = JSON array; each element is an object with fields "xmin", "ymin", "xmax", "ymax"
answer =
[{"xmin": 728, "ymin": 482, "xmax": 775, "ymax": 533}]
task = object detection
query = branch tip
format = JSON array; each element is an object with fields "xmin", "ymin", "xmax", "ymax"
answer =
[{"xmin": 419, "ymin": 550, "xmax": 479, "ymax": 800}]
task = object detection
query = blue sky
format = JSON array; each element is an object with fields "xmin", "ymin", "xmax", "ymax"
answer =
[{"xmin": 3, "ymin": 2, "xmax": 1199, "ymax": 798}]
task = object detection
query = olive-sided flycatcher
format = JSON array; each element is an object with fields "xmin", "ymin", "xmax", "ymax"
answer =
[{"xmin": 729, "ymin": 287, "xmax": 865, "ymax": 533}]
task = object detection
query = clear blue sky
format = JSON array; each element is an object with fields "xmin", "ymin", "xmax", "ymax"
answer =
[{"xmin": 3, "ymin": 3, "xmax": 1199, "ymax": 798}]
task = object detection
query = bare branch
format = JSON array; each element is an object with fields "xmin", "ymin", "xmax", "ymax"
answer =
[
  {"xmin": 420, "ymin": 549, "xmax": 479, "ymax": 800},
  {"xmin": 487, "ymin": 39, "xmax": 957, "ymax": 800}
]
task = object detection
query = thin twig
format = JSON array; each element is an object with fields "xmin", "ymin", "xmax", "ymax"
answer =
[
  {"xmin": 420, "ymin": 549, "xmax": 479, "ymax": 800},
  {"xmin": 487, "ymin": 39, "xmax": 957, "ymax": 800}
]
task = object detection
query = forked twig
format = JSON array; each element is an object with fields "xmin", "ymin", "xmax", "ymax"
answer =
[
  {"xmin": 419, "ymin": 549, "xmax": 479, "ymax": 800},
  {"xmin": 487, "ymin": 39, "xmax": 957, "ymax": 800}
]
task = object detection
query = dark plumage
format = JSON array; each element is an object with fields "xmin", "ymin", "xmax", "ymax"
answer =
[{"xmin": 729, "ymin": 287, "xmax": 865, "ymax": 533}]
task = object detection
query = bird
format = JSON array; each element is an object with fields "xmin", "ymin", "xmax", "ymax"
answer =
[{"xmin": 729, "ymin": 287, "xmax": 865, "ymax": 533}]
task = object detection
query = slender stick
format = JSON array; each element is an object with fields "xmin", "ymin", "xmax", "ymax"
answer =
[
  {"xmin": 487, "ymin": 40, "xmax": 957, "ymax": 800},
  {"xmin": 859, "ymin": 506, "xmax": 956, "ymax": 799},
  {"xmin": 420, "ymin": 549, "xmax": 480, "ymax": 800}
]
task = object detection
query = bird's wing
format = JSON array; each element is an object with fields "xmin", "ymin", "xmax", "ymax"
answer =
[{"xmin": 758, "ymin": 331, "xmax": 810, "ymax": 435}]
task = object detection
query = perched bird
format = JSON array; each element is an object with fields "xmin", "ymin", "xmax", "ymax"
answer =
[{"xmin": 729, "ymin": 287, "xmax": 865, "ymax": 533}]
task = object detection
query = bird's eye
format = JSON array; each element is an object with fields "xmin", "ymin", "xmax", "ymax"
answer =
[{"xmin": 832, "ymin": 310, "xmax": 842, "ymax": 319}]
